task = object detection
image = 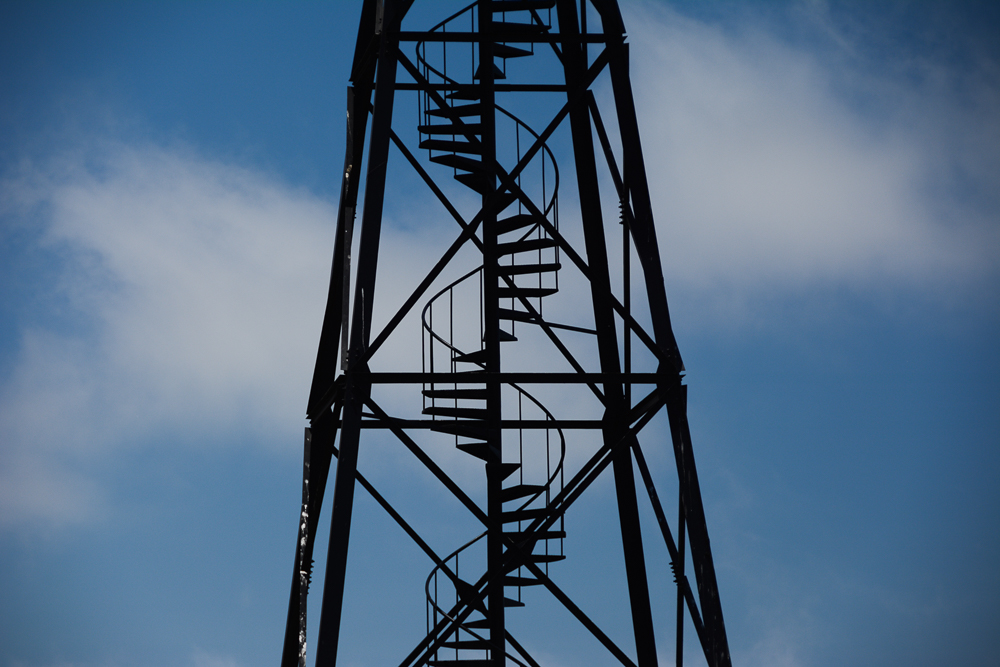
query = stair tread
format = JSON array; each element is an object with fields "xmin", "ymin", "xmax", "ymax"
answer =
[
  {"xmin": 500, "ymin": 484, "xmax": 546, "ymax": 501},
  {"xmin": 504, "ymin": 575, "xmax": 546, "ymax": 587},
  {"xmin": 431, "ymin": 153, "xmax": 484, "ymax": 172},
  {"xmin": 502, "ymin": 507, "xmax": 550, "ymax": 522},
  {"xmin": 441, "ymin": 639, "xmax": 492, "ymax": 650},
  {"xmin": 497, "ymin": 287, "xmax": 558, "ymax": 298},
  {"xmin": 418, "ymin": 123, "xmax": 482, "ymax": 135},
  {"xmin": 498, "ymin": 262, "xmax": 561, "ymax": 276},
  {"xmin": 447, "ymin": 89, "xmax": 482, "ymax": 101},
  {"xmin": 474, "ymin": 62, "xmax": 506, "ymax": 81},
  {"xmin": 492, "ymin": 0, "xmax": 557, "ymax": 11},
  {"xmin": 455, "ymin": 172, "xmax": 493, "ymax": 195},
  {"xmin": 493, "ymin": 22, "xmax": 551, "ymax": 35},
  {"xmin": 487, "ymin": 462, "xmax": 521, "ymax": 481},
  {"xmin": 431, "ymin": 421, "xmax": 488, "ymax": 440},
  {"xmin": 528, "ymin": 554, "xmax": 566, "ymax": 564},
  {"xmin": 424, "ymin": 406, "xmax": 488, "ymax": 419},
  {"xmin": 427, "ymin": 103, "xmax": 482, "ymax": 118},
  {"xmin": 453, "ymin": 349, "xmax": 488, "ymax": 364},
  {"xmin": 495, "ymin": 192, "xmax": 518, "ymax": 211},
  {"xmin": 420, "ymin": 139, "xmax": 482, "ymax": 154},
  {"xmin": 495, "ymin": 213, "xmax": 541, "ymax": 235},
  {"xmin": 498, "ymin": 308, "xmax": 539, "ymax": 323},
  {"xmin": 497, "ymin": 237, "xmax": 559, "ymax": 255},
  {"xmin": 457, "ymin": 442, "xmax": 490, "ymax": 461},
  {"xmin": 493, "ymin": 43, "xmax": 532, "ymax": 59},
  {"xmin": 505, "ymin": 529, "xmax": 566, "ymax": 542},
  {"xmin": 422, "ymin": 388, "xmax": 488, "ymax": 400},
  {"xmin": 503, "ymin": 553, "xmax": 566, "ymax": 572}
]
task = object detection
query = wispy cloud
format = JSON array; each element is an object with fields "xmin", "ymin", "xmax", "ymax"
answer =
[
  {"xmin": 0, "ymin": 140, "xmax": 335, "ymax": 526},
  {"xmin": 192, "ymin": 648, "xmax": 242, "ymax": 667},
  {"xmin": 2, "ymin": 0, "xmax": 996, "ymax": 545},
  {"xmin": 620, "ymin": 1, "xmax": 999, "ymax": 319}
]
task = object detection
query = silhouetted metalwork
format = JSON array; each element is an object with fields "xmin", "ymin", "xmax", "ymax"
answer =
[{"xmin": 281, "ymin": 2, "xmax": 732, "ymax": 666}]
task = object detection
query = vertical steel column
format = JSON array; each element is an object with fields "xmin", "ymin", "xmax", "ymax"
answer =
[
  {"xmin": 555, "ymin": 2, "xmax": 657, "ymax": 665},
  {"xmin": 676, "ymin": 493, "xmax": 686, "ymax": 667},
  {"xmin": 284, "ymin": 79, "xmax": 369, "ymax": 667},
  {"xmin": 477, "ymin": 3, "xmax": 506, "ymax": 664},
  {"xmin": 313, "ymin": 5, "xmax": 401, "ymax": 665},
  {"xmin": 602, "ymin": 36, "xmax": 731, "ymax": 667}
]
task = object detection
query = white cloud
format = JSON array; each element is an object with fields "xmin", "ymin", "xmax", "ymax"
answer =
[
  {"xmin": 192, "ymin": 649, "xmax": 241, "ymax": 667},
  {"xmin": 3, "ymin": 1, "xmax": 997, "ymax": 535},
  {"xmin": 0, "ymin": 140, "xmax": 336, "ymax": 526},
  {"xmin": 619, "ymin": 1, "xmax": 999, "ymax": 310}
]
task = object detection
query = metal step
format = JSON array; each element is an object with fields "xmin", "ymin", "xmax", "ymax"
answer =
[
  {"xmin": 418, "ymin": 123, "xmax": 482, "ymax": 135},
  {"xmin": 424, "ymin": 406, "xmax": 488, "ymax": 420},
  {"xmin": 422, "ymin": 388, "xmax": 488, "ymax": 400},
  {"xmin": 498, "ymin": 262, "xmax": 560, "ymax": 276},
  {"xmin": 493, "ymin": 43, "xmax": 532, "ymax": 59},
  {"xmin": 487, "ymin": 462, "xmax": 521, "ymax": 481},
  {"xmin": 453, "ymin": 349, "xmax": 487, "ymax": 364},
  {"xmin": 446, "ymin": 88, "xmax": 481, "ymax": 101},
  {"xmin": 427, "ymin": 661, "xmax": 492, "ymax": 667},
  {"xmin": 427, "ymin": 103, "xmax": 482, "ymax": 118},
  {"xmin": 497, "ymin": 237, "xmax": 559, "ymax": 255},
  {"xmin": 492, "ymin": 26, "xmax": 551, "ymax": 43},
  {"xmin": 504, "ymin": 597, "xmax": 525, "ymax": 608},
  {"xmin": 455, "ymin": 579, "xmax": 488, "ymax": 612},
  {"xmin": 502, "ymin": 507, "xmax": 550, "ymax": 522},
  {"xmin": 498, "ymin": 329, "xmax": 518, "ymax": 342},
  {"xmin": 419, "ymin": 138, "xmax": 482, "ymax": 154},
  {"xmin": 497, "ymin": 287, "xmax": 558, "ymax": 299},
  {"xmin": 431, "ymin": 153, "xmax": 484, "ymax": 173},
  {"xmin": 493, "ymin": 22, "xmax": 551, "ymax": 36},
  {"xmin": 463, "ymin": 618, "xmax": 491, "ymax": 629},
  {"xmin": 495, "ymin": 213, "xmax": 540, "ymax": 235},
  {"xmin": 527, "ymin": 554, "xmax": 566, "ymax": 565},
  {"xmin": 500, "ymin": 484, "xmax": 545, "ymax": 502},
  {"xmin": 455, "ymin": 172, "xmax": 493, "ymax": 195},
  {"xmin": 431, "ymin": 421, "xmax": 488, "ymax": 441},
  {"xmin": 497, "ymin": 308, "xmax": 538, "ymax": 323},
  {"xmin": 505, "ymin": 529, "xmax": 566, "ymax": 543},
  {"xmin": 474, "ymin": 62, "xmax": 506, "ymax": 81},
  {"xmin": 457, "ymin": 441, "xmax": 490, "ymax": 461},
  {"xmin": 503, "ymin": 575, "xmax": 546, "ymax": 587},
  {"xmin": 491, "ymin": 0, "xmax": 557, "ymax": 11},
  {"xmin": 495, "ymin": 191, "xmax": 518, "ymax": 211},
  {"xmin": 441, "ymin": 638, "xmax": 492, "ymax": 650},
  {"xmin": 503, "ymin": 553, "xmax": 564, "ymax": 573}
]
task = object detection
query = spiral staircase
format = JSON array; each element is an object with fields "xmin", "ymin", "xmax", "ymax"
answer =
[{"xmin": 416, "ymin": 3, "xmax": 569, "ymax": 664}]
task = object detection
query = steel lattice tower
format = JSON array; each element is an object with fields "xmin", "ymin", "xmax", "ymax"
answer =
[{"xmin": 281, "ymin": 2, "xmax": 731, "ymax": 666}]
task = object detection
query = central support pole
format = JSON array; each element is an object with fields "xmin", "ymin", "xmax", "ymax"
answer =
[{"xmin": 477, "ymin": 3, "xmax": 505, "ymax": 665}]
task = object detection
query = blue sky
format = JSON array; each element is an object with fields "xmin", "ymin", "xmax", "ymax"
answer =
[{"xmin": 1, "ymin": 2, "xmax": 998, "ymax": 667}]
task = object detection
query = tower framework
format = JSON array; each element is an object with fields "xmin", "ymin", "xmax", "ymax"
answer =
[{"xmin": 282, "ymin": 2, "xmax": 732, "ymax": 666}]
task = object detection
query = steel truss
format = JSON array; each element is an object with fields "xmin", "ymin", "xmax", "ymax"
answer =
[{"xmin": 281, "ymin": 2, "xmax": 731, "ymax": 666}]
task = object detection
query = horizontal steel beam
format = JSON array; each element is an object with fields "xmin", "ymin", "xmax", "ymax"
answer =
[
  {"xmin": 367, "ymin": 372, "xmax": 666, "ymax": 383},
  {"xmin": 394, "ymin": 83, "xmax": 568, "ymax": 92},
  {"xmin": 397, "ymin": 31, "xmax": 617, "ymax": 44},
  {"xmin": 351, "ymin": 418, "xmax": 604, "ymax": 429}
]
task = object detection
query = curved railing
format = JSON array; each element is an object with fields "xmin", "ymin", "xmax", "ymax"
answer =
[{"xmin": 414, "ymin": 1, "xmax": 560, "ymax": 222}]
